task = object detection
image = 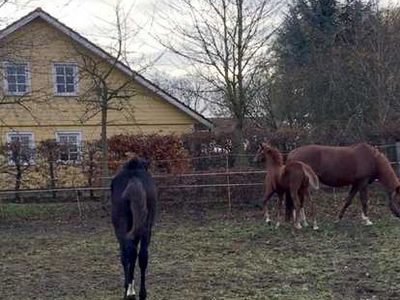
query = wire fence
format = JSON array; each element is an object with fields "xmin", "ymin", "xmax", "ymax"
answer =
[{"xmin": 1, "ymin": 143, "xmax": 400, "ymax": 210}]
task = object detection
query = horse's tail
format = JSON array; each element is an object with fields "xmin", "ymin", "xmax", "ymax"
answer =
[
  {"xmin": 302, "ymin": 164, "xmax": 319, "ymax": 190},
  {"xmin": 123, "ymin": 179, "xmax": 148, "ymax": 239}
]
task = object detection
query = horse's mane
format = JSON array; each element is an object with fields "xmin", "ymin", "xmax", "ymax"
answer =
[
  {"xmin": 266, "ymin": 146, "xmax": 283, "ymax": 166},
  {"xmin": 123, "ymin": 158, "xmax": 147, "ymax": 171},
  {"xmin": 375, "ymin": 149, "xmax": 400, "ymax": 191}
]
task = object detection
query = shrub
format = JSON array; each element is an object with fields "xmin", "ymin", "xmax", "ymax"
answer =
[{"xmin": 108, "ymin": 134, "xmax": 191, "ymax": 173}]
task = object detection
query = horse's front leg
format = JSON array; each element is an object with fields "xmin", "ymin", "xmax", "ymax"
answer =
[
  {"xmin": 337, "ymin": 184, "xmax": 358, "ymax": 221},
  {"xmin": 262, "ymin": 189, "xmax": 275, "ymax": 224},
  {"xmin": 360, "ymin": 186, "xmax": 373, "ymax": 225}
]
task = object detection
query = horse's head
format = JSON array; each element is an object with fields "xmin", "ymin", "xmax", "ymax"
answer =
[
  {"xmin": 254, "ymin": 143, "xmax": 283, "ymax": 166},
  {"xmin": 123, "ymin": 156, "xmax": 151, "ymax": 171},
  {"xmin": 389, "ymin": 186, "xmax": 400, "ymax": 218},
  {"xmin": 253, "ymin": 142, "xmax": 270, "ymax": 162}
]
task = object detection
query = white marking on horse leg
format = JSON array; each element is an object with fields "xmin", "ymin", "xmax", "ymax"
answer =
[
  {"xmin": 275, "ymin": 221, "xmax": 280, "ymax": 229},
  {"xmin": 313, "ymin": 220, "xmax": 319, "ymax": 231},
  {"xmin": 300, "ymin": 208, "xmax": 308, "ymax": 227},
  {"xmin": 127, "ymin": 282, "xmax": 135, "ymax": 297},
  {"xmin": 300, "ymin": 208, "xmax": 305, "ymax": 220},
  {"xmin": 265, "ymin": 210, "xmax": 271, "ymax": 224},
  {"xmin": 361, "ymin": 213, "xmax": 373, "ymax": 226}
]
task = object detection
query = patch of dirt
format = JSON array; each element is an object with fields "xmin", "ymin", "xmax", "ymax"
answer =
[{"xmin": 1, "ymin": 191, "xmax": 400, "ymax": 299}]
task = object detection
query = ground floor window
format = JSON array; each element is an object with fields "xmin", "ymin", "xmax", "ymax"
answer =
[
  {"xmin": 55, "ymin": 131, "xmax": 81, "ymax": 162},
  {"xmin": 6, "ymin": 132, "xmax": 35, "ymax": 164}
]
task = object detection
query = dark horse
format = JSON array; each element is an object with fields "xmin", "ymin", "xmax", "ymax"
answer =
[
  {"xmin": 111, "ymin": 156, "xmax": 156, "ymax": 300},
  {"xmin": 287, "ymin": 143, "xmax": 400, "ymax": 224},
  {"xmin": 255, "ymin": 143, "xmax": 320, "ymax": 229}
]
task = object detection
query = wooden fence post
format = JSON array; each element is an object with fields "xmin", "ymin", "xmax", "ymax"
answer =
[{"xmin": 226, "ymin": 153, "xmax": 232, "ymax": 214}]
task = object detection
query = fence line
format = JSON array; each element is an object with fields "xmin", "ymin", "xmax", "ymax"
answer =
[
  {"xmin": 1, "ymin": 143, "xmax": 399, "ymax": 201},
  {"xmin": 2, "ymin": 146, "xmax": 398, "ymax": 165},
  {"xmin": 0, "ymin": 182, "xmax": 266, "ymax": 196}
]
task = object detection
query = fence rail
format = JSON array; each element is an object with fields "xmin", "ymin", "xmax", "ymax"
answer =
[{"xmin": 1, "ymin": 143, "xmax": 400, "ymax": 206}]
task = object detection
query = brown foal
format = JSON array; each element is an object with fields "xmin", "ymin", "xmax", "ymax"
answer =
[{"xmin": 255, "ymin": 143, "xmax": 319, "ymax": 229}]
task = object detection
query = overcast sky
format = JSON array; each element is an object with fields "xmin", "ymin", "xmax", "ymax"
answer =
[
  {"xmin": 0, "ymin": 0, "xmax": 398, "ymax": 77},
  {"xmin": 0, "ymin": 0, "xmax": 180, "ymax": 75}
]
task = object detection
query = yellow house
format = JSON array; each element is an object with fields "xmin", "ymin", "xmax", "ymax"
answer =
[{"xmin": 0, "ymin": 8, "xmax": 212, "ymax": 159}]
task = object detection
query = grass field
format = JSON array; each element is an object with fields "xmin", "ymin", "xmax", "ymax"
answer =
[{"xmin": 1, "ymin": 190, "xmax": 400, "ymax": 300}]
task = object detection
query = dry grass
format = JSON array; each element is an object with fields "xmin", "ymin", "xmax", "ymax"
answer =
[{"xmin": 1, "ymin": 191, "xmax": 400, "ymax": 299}]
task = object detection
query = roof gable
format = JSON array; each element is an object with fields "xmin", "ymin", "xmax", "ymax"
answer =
[{"xmin": 0, "ymin": 8, "xmax": 213, "ymax": 130}]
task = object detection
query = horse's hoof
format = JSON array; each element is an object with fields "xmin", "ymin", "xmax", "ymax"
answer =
[
  {"xmin": 313, "ymin": 225, "xmax": 319, "ymax": 231},
  {"xmin": 265, "ymin": 219, "xmax": 272, "ymax": 225},
  {"xmin": 302, "ymin": 221, "xmax": 309, "ymax": 227},
  {"xmin": 275, "ymin": 222, "xmax": 280, "ymax": 229},
  {"xmin": 294, "ymin": 224, "xmax": 302, "ymax": 230},
  {"xmin": 365, "ymin": 220, "xmax": 373, "ymax": 226},
  {"xmin": 139, "ymin": 292, "xmax": 147, "ymax": 300},
  {"xmin": 126, "ymin": 284, "xmax": 136, "ymax": 299}
]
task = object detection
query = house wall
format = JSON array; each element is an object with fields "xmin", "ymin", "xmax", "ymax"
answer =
[{"xmin": 0, "ymin": 18, "xmax": 196, "ymax": 144}]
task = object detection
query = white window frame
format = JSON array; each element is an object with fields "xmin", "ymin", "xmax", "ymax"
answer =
[
  {"xmin": 3, "ymin": 61, "xmax": 31, "ymax": 96},
  {"xmin": 52, "ymin": 63, "xmax": 79, "ymax": 96},
  {"xmin": 6, "ymin": 131, "xmax": 35, "ymax": 165},
  {"xmin": 55, "ymin": 131, "xmax": 82, "ymax": 163}
]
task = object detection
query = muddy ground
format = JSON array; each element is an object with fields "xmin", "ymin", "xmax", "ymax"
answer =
[{"xmin": 1, "ymin": 191, "xmax": 400, "ymax": 299}]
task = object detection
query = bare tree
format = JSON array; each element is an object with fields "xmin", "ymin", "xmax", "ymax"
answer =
[
  {"xmin": 72, "ymin": 3, "xmax": 141, "ymax": 203},
  {"xmin": 151, "ymin": 72, "xmax": 214, "ymax": 115},
  {"xmin": 158, "ymin": 0, "xmax": 282, "ymax": 164},
  {"xmin": 1, "ymin": 139, "xmax": 33, "ymax": 201}
]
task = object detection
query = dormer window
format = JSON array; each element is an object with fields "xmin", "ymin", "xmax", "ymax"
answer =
[
  {"xmin": 4, "ymin": 62, "xmax": 30, "ymax": 95},
  {"xmin": 53, "ymin": 63, "xmax": 78, "ymax": 96}
]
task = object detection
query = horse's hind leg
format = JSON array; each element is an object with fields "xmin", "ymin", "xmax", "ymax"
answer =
[
  {"xmin": 120, "ymin": 239, "xmax": 138, "ymax": 299},
  {"xmin": 138, "ymin": 235, "xmax": 149, "ymax": 300},
  {"xmin": 360, "ymin": 186, "xmax": 373, "ymax": 225},
  {"xmin": 298, "ymin": 188, "xmax": 308, "ymax": 227},
  {"xmin": 290, "ymin": 190, "xmax": 302, "ymax": 229},
  {"xmin": 337, "ymin": 185, "xmax": 358, "ymax": 221},
  {"xmin": 275, "ymin": 193, "xmax": 284, "ymax": 228}
]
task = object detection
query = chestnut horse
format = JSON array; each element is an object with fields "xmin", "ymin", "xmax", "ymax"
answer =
[
  {"xmin": 255, "ymin": 143, "xmax": 320, "ymax": 229},
  {"xmin": 111, "ymin": 156, "xmax": 156, "ymax": 300},
  {"xmin": 287, "ymin": 143, "xmax": 400, "ymax": 224}
]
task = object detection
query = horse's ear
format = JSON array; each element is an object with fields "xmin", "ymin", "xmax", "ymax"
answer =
[{"xmin": 143, "ymin": 158, "xmax": 151, "ymax": 170}]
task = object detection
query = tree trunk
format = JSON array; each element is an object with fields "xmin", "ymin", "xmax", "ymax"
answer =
[
  {"xmin": 101, "ymin": 99, "xmax": 109, "ymax": 206},
  {"xmin": 234, "ymin": 0, "xmax": 247, "ymax": 167},
  {"xmin": 88, "ymin": 150, "xmax": 95, "ymax": 200},
  {"xmin": 15, "ymin": 162, "xmax": 21, "ymax": 202},
  {"xmin": 49, "ymin": 161, "xmax": 56, "ymax": 199},
  {"xmin": 233, "ymin": 118, "xmax": 247, "ymax": 167}
]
